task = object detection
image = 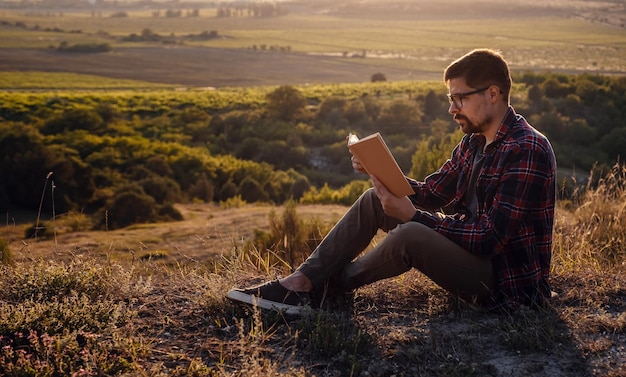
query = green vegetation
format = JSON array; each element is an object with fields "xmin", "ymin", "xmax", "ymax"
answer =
[
  {"xmin": 56, "ymin": 40, "xmax": 112, "ymax": 52},
  {"xmin": 0, "ymin": 72, "xmax": 175, "ymax": 90},
  {"xmin": 1, "ymin": 73, "xmax": 625, "ymax": 231}
]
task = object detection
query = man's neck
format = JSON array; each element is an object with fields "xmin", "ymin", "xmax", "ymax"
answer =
[{"xmin": 482, "ymin": 105, "xmax": 509, "ymax": 146}]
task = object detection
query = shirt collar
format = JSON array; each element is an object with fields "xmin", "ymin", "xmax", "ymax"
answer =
[
  {"xmin": 469, "ymin": 106, "xmax": 516, "ymax": 153},
  {"xmin": 492, "ymin": 106, "xmax": 516, "ymax": 145}
]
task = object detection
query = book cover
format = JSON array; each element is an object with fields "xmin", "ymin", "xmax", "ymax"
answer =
[{"xmin": 348, "ymin": 132, "xmax": 414, "ymax": 197}]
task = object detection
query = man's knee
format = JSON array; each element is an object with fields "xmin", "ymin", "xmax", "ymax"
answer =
[
  {"xmin": 389, "ymin": 221, "xmax": 434, "ymax": 245},
  {"xmin": 360, "ymin": 188, "xmax": 378, "ymax": 203}
]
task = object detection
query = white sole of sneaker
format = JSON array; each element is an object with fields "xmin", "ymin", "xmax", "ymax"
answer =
[{"xmin": 226, "ymin": 289, "xmax": 309, "ymax": 316}]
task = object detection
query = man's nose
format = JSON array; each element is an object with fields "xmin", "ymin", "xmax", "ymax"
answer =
[{"xmin": 448, "ymin": 102, "xmax": 460, "ymax": 114}]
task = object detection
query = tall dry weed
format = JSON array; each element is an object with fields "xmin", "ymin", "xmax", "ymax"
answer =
[{"xmin": 552, "ymin": 163, "xmax": 626, "ymax": 275}]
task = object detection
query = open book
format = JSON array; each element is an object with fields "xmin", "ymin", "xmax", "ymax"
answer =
[{"xmin": 348, "ymin": 132, "xmax": 414, "ymax": 197}]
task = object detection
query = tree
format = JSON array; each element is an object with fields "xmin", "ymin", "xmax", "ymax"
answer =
[
  {"xmin": 188, "ymin": 172, "xmax": 214, "ymax": 202},
  {"xmin": 371, "ymin": 72, "xmax": 387, "ymax": 82},
  {"xmin": 140, "ymin": 175, "xmax": 182, "ymax": 204},
  {"xmin": 238, "ymin": 177, "xmax": 268, "ymax": 203},
  {"xmin": 105, "ymin": 186, "xmax": 156, "ymax": 229},
  {"xmin": 599, "ymin": 127, "xmax": 626, "ymax": 162},
  {"xmin": 41, "ymin": 108, "xmax": 105, "ymax": 135},
  {"xmin": 218, "ymin": 179, "xmax": 238, "ymax": 201},
  {"xmin": 265, "ymin": 85, "xmax": 307, "ymax": 122},
  {"xmin": 317, "ymin": 96, "xmax": 348, "ymax": 127},
  {"xmin": 290, "ymin": 176, "xmax": 311, "ymax": 200},
  {"xmin": 377, "ymin": 100, "xmax": 423, "ymax": 134},
  {"xmin": 422, "ymin": 90, "xmax": 446, "ymax": 122},
  {"xmin": 410, "ymin": 129, "xmax": 463, "ymax": 181},
  {"xmin": 0, "ymin": 123, "xmax": 62, "ymax": 211}
]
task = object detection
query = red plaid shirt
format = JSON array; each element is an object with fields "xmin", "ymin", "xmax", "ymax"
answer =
[{"xmin": 408, "ymin": 107, "xmax": 556, "ymax": 310}]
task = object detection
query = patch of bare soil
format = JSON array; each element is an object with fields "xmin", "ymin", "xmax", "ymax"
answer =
[{"xmin": 8, "ymin": 203, "xmax": 349, "ymax": 264}]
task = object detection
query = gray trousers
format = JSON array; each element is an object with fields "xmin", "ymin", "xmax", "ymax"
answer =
[{"xmin": 296, "ymin": 189, "xmax": 495, "ymax": 304}]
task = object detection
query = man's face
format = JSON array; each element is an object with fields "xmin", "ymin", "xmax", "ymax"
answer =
[{"xmin": 447, "ymin": 78, "xmax": 492, "ymax": 135}]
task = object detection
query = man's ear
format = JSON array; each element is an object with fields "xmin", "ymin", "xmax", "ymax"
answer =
[{"xmin": 488, "ymin": 85, "xmax": 500, "ymax": 103}]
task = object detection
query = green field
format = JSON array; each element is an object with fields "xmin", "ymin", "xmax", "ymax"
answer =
[
  {"xmin": 2, "ymin": 11, "xmax": 625, "ymax": 52},
  {"xmin": 0, "ymin": 72, "xmax": 176, "ymax": 90},
  {"xmin": 0, "ymin": 0, "xmax": 624, "ymax": 87}
]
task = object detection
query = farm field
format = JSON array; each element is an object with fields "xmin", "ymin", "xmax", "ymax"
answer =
[{"xmin": 0, "ymin": 0, "xmax": 625, "ymax": 87}]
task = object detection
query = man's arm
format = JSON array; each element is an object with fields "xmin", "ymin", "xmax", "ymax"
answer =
[{"xmin": 412, "ymin": 144, "xmax": 555, "ymax": 258}]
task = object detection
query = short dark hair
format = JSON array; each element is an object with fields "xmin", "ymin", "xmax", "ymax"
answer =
[{"xmin": 444, "ymin": 49, "xmax": 512, "ymax": 103}]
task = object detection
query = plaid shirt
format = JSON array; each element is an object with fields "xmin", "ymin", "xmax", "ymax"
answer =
[{"xmin": 408, "ymin": 107, "xmax": 556, "ymax": 310}]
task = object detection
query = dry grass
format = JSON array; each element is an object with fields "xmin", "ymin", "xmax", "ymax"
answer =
[{"xmin": 1, "ymin": 166, "xmax": 625, "ymax": 376}]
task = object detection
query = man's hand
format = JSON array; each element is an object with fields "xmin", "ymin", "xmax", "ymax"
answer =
[
  {"xmin": 371, "ymin": 175, "xmax": 417, "ymax": 223},
  {"xmin": 350, "ymin": 155, "xmax": 367, "ymax": 174},
  {"xmin": 347, "ymin": 135, "xmax": 367, "ymax": 174}
]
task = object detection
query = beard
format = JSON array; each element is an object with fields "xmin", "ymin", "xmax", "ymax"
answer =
[{"xmin": 454, "ymin": 114, "xmax": 491, "ymax": 134}]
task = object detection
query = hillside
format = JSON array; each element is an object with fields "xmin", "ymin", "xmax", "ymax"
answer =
[{"xmin": 2, "ymin": 191, "xmax": 625, "ymax": 376}]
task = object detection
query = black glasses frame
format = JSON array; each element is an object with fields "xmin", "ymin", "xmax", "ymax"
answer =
[{"xmin": 447, "ymin": 86, "xmax": 490, "ymax": 109}]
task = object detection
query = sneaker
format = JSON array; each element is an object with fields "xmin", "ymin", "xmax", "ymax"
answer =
[
  {"xmin": 310, "ymin": 281, "xmax": 355, "ymax": 310},
  {"xmin": 226, "ymin": 280, "xmax": 312, "ymax": 316}
]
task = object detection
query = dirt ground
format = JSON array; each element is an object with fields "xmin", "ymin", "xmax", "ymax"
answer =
[{"xmin": 7, "ymin": 203, "xmax": 349, "ymax": 265}]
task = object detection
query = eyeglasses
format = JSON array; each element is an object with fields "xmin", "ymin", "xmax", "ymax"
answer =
[{"xmin": 447, "ymin": 86, "xmax": 490, "ymax": 109}]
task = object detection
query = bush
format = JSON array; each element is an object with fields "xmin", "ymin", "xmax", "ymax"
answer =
[
  {"xmin": 140, "ymin": 176, "xmax": 182, "ymax": 204},
  {"xmin": 218, "ymin": 180, "xmax": 238, "ymax": 201},
  {"xmin": 24, "ymin": 221, "xmax": 49, "ymax": 240},
  {"xmin": 371, "ymin": 72, "xmax": 387, "ymax": 82},
  {"xmin": 57, "ymin": 42, "xmax": 112, "ymax": 53},
  {"xmin": 238, "ymin": 177, "xmax": 268, "ymax": 203},
  {"xmin": 265, "ymin": 85, "xmax": 307, "ymax": 122},
  {"xmin": 157, "ymin": 203, "xmax": 183, "ymax": 221},
  {"xmin": 290, "ymin": 176, "xmax": 311, "ymax": 200},
  {"xmin": 104, "ymin": 188, "xmax": 156, "ymax": 229},
  {"xmin": 41, "ymin": 108, "xmax": 105, "ymax": 135},
  {"xmin": 0, "ymin": 260, "xmax": 150, "ymax": 375},
  {"xmin": 219, "ymin": 194, "xmax": 246, "ymax": 209},
  {"xmin": 0, "ymin": 239, "xmax": 12, "ymax": 265},
  {"xmin": 188, "ymin": 172, "xmax": 214, "ymax": 202},
  {"xmin": 251, "ymin": 200, "xmax": 332, "ymax": 269},
  {"xmin": 110, "ymin": 11, "xmax": 128, "ymax": 17}
]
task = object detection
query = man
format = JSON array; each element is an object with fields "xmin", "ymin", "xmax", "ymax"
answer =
[{"xmin": 226, "ymin": 49, "xmax": 557, "ymax": 315}]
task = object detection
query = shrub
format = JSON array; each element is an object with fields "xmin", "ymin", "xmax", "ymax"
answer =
[
  {"xmin": 376, "ymin": 100, "xmax": 423, "ymax": 134},
  {"xmin": 157, "ymin": 203, "xmax": 183, "ymax": 221},
  {"xmin": 290, "ymin": 176, "xmax": 311, "ymax": 200},
  {"xmin": 41, "ymin": 108, "xmax": 105, "ymax": 134},
  {"xmin": 24, "ymin": 221, "xmax": 49, "ymax": 239},
  {"xmin": 239, "ymin": 177, "xmax": 268, "ymax": 203},
  {"xmin": 0, "ymin": 239, "xmax": 11, "ymax": 265},
  {"xmin": 109, "ymin": 11, "xmax": 128, "ymax": 17},
  {"xmin": 251, "ymin": 200, "xmax": 332, "ymax": 269},
  {"xmin": 371, "ymin": 72, "xmax": 387, "ymax": 82},
  {"xmin": 140, "ymin": 175, "xmax": 182, "ymax": 204},
  {"xmin": 219, "ymin": 194, "xmax": 246, "ymax": 209},
  {"xmin": 188, "ymin": 172, "xmax": 214, "ymax": 202},
  {"xmin": 0, "ymin": 260, "xmax": 151, "ymax": 375},
  {"xmin": 265, "ymin": 85, "xmax": 307, "ymax": 122},
  {"xmin": 57, "ymin": 42, "xmax": 112, "ymax": 53},
  {"xmin": 105, "ymin": 188, "xmax": 156, "ymax": 229},
  {"xmin": 218, "ymin": 179, "xmax": 238, "ymax": 201}
]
